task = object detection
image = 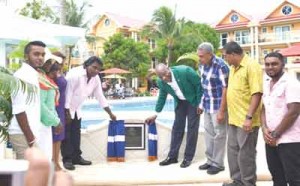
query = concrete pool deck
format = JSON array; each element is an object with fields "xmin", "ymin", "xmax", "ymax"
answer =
[
  {"xmin": 72, "ymin": 124, "xmax": 272, "ymax": 185},
  {"xmin": 69, "ymin": 97, "xmax": 273, "ymax": 185}
]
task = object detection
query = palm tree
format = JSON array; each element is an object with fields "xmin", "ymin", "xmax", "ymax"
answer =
[
  {"xmin": 176, "ymin": 52, "xmax": 199, "ymax": 69},
  {"xmin": 61, "ymin": 0, "xmax": 91, "ymax": 69},
  {"xmin": 0, "ymin": 67, "xmax": 36, "ymax": 141},
  {"xmin": 64, "ymin": 0, "xmax": 90, "ymax": 27},
  {"xmin": 144, "ymin": 6, "xmax": 185, "ymax": 66}
]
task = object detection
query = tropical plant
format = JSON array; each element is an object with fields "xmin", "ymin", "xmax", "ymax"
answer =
[
  {"xmin": 64, "ymin": 0, "xmax": 91, "ymax": 28},
  {"xmin": 19, "ymin": 0, "xmax": 58, "ymax": 23},
  {"xmin": 176, "ymin": 52, "xmax": 199, "ymax": 69},
  {"xmin": 0, "ymin": 67, "xmax": 37, "ymax": 141},
  {"xmin": 142, "ymin": 6, "xmax": 185, "ymax": 66},
  {"xmin": 102, "ymin": 33, "xmax": 151, "ymax": 77}
]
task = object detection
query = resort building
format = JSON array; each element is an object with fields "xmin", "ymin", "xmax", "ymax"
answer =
[
  {"xmin": 214, "ymin": 0, "xmax": 300, "ymax": 81},
  {"xmin": 89, "ymin": 12, "xmax": 157, "ymax": 90},
  {"xmin": 89, "ymin": 12, "xmax": 156, "ymax": 64}
]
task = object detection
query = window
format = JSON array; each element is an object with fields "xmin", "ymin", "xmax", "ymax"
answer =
[
  {"xmin": 296, "ymin": 72, "xmax": 300, "ymax": 81},
  {"xmin": 235, "ymin": 30, "xmax": 250, "ymax": 44},
  {"xmin": 104, "ymin": 18, "xmax": 110, "ymax": 26},
  {"xmin": 221, "ymin": 33, "xmax": 228, "ymax": 47},
  {"xmin": 282, "ymin": 5, "xmax": 292, "ymax": 15},
  {"xmin": 136, "ymin": 35, "xmax": 141, "ymax": 42},
  {"xmin": 274, "ymin": 25, "xmax": 290, "ymax": 41},
  {"xmin": 263, "ymin": 50, "xmax": 269, "ymax": 56},
  {"xmin": 230, "ymin": 14, "xmax": 239, "ymax": 23},
  {"xmin": 262, "ymin": 27, "xmax": 267, "ymax": 33},
  {"xmin": 148, "ymin": 39, "xmax": 155, "ymax": 49}
]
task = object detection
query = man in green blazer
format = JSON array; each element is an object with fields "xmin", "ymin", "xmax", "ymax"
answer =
[{"xmin": 146, "ymin": 63, "xmax": 203, "ymax": 168}]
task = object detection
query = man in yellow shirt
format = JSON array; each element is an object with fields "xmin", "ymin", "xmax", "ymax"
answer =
[{"xmin": 222, "ymin": 42, "xmax": 263, "ymax": 186}]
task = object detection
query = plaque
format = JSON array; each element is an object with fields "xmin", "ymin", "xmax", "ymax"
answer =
[{"xmin": 125, "ymin": 123, "xmax": 145, "ymax": 150}]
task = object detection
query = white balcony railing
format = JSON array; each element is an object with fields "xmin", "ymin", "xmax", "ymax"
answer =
[{"xmin": 259, "ymin": 30, "xmax": 300, "ymax": 43}]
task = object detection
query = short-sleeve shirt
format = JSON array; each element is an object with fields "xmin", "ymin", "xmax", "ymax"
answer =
[
  {"xmin": 9, "ymin": 63, "xmax": 41, "ymax": 137},
  {"xmin": 227, "ymin": 55, "xmax": 263, "ymax": 128},
  {"xmin": 199, "ymin": 56, "xmax": 229, "ymax": 113},
  {"xmin": 262, "ymin": 73, "xmax": 300, "ymax": 144}
]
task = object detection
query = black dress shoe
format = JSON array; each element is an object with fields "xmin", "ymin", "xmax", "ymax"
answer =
[
  {"xmin": 199, "ymin": 163, "xmax": 211, "ymax": 170},
  {"xmin": 159, "ymin": 157, "xmax": 178, "ymax": 166},
  {"xmin": 63, "ymin": 162, "xmax": 75, "ymax": 170},
  {"xmin": 207, "ymin": 166, "xmax": 224, "ymax": 175},
  {"xmin": 222, "ymin": 181, "xmax": 243, "ymax": 186},
  {"xmin": 180, "ymin": 160, "xmax": 191, "ymax": 168},
  {"xmin": 73, "ymin": 157, "xmax": 92, "ymax": 165}
]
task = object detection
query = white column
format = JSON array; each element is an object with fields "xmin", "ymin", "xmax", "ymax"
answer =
[
  {"xmin": 255, "ymin": 26, "xmax": 259, "ymax": 62},
  {"xmin": 0, "ymin": 41, "xmax": 6, "ymax": 67},
  {"xmin": 0, "ymin": 139, "xmax": 5, "ymax": 159},
  {"xmin": 135, "ymin": 32, "xmax": 138, "ymax": 42},
  {"xmin": 250, "ymin": 27, "xmax": 254, "ymax": 58}
]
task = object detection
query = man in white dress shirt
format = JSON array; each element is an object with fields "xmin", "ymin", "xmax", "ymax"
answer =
[{"xmin": 62, "ymin": 56, "xmax": 117, "ymax": 170}]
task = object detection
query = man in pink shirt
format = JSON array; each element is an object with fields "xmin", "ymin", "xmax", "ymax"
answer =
[
  {"xmin": 62, "ymin": 56, "xmax": 117, "ymax": 170},
  {"xmin": 261, "ymin": 52, "xmax": 300, "ymax": 186}
]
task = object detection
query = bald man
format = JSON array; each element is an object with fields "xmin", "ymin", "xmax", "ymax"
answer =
[{"xmin": 146, "ymin": 63, "xmax": 203, "ymax": 168}]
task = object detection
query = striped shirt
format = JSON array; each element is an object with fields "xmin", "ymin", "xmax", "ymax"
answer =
[{"xmin": 199, "ymin": 56, "xmax": 229, "ymax": 113}]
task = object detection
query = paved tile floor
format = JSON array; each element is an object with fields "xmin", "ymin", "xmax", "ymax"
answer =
[{"xmin": 69, "ymin": 130, "xmax": 273, "ymax": 186}]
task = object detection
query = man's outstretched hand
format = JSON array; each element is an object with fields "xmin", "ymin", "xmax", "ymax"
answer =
[{"xmin": 145, "ymin": 115, "xmax": 157, "ymax": 124}]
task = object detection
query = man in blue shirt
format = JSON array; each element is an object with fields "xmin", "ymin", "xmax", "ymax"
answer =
[{"xmin": 197, "ymin": 42, "xmax": 229, "ymax": 175}]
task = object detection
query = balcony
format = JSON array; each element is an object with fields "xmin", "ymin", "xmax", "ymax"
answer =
[{"xmin": 259, "ymin": 30, "xmax": 300, "ymax": 44}]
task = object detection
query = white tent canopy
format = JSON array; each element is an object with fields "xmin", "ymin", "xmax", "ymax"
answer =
[{"xmin": 0, "ymin": 7, "xmax": 85, "ymax": 66}]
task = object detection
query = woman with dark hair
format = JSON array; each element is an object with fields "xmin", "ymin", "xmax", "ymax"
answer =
[
  {"xmin": 62, "ymin": 56, "xmax": 117, "ymax": 170},
  {"xmin": 51, "ymin": 51, "xmax": 68, "ymax": 171},
  {"xmin": 38, "ymin": 53, "xmax": 63, "ymax": 166}
]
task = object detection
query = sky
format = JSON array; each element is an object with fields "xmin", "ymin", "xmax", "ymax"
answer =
[{"xmin": 7, "ymin": 0, "xmax": 300, "ymax": 25}]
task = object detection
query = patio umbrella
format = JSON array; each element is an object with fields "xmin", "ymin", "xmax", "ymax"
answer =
[
  {"xmin": 103, "ymin": 74, "xmax": 126, "ymax": 79},
  {"xmin": 279, "ymin": 43, "xmax": 300, "ymax": 57},
  {"xmin": 100, "ymin": 68, "xmax": 131, "ymax": 74}
]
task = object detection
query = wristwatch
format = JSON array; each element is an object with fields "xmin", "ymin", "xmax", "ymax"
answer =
[
  {"xmin": 270, "ymin": 131, "xmax": 280, "ymax": 139},
  {"xmin": 245, "ymin": 115, "xmax": 253, "ymax": 120}
]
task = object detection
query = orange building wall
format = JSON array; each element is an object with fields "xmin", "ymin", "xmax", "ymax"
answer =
[{"xmin": 268, "ymin": 3, "xmax": 300, "ymax": 18}]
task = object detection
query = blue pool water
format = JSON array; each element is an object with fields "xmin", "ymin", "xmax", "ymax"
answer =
[
  {"xmin": 81, "ymin": 98, "xmax": 174, "ymax": 112},
  {"xmin": 81, "ymin": 97, "xmax": 175, "ymax": 129}
]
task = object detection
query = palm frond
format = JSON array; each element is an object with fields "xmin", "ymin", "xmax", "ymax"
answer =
[
  {"xmin": 176, "ymin": 52, "xmax": 199, "ymax": 63},
  {"xmin": 0, "ymin": 66, "xmax": 38, "ymax": 142}
]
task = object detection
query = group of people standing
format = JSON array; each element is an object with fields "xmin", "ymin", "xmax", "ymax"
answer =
[
  {"xmin": 8, "ymin": 41, "xmax": 116, "ymax": 172},
  {"xmin": 146, "ymin": 41, "xmax": 300, "ymax": 186},
  {"xmin": 6, "ymin": 40, "xmax": 299, "ymax": 186}
]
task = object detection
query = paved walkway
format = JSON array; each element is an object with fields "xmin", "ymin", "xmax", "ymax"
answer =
[{"xmin": 68, "ymin": 131, "xmax": 273, "ymax": 186}]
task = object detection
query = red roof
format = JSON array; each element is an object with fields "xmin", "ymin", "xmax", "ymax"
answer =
[
  {"xmin": 104, "ymin": 12, "xmax": 147, "ymax": 29},
  {"xmin": 279, "ymin": 43, "xmax": 300, "ymax": 57}
]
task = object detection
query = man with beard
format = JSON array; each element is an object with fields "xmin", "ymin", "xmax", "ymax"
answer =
[
  {"xmin": 9, "ymin": 41, "xmax": 50, "ymax": 159},
  {"xmin": 261, "ymin": 52, "xmax": 300, "ymax": 186}
]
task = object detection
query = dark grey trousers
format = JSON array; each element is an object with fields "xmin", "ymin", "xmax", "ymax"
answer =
[
  {"xmin": 227, "ymin": 125, "xmax": 259, "ymax": 186},
  {"xmin": 168, "ymin": 100, "xmax": 200, "ymax": 161}
]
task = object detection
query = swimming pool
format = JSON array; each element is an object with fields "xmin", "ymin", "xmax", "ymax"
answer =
[{"xmin": 81, "ymin": 97, "xmax": 175, "ymax": 129}]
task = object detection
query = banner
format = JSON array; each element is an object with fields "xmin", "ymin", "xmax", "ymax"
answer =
[{"xmin": 107, "ymin": 120, "xmax": 125, "ymax": 162}]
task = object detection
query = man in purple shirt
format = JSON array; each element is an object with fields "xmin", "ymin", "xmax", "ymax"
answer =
[
  {"xmin": 261, "ymin": 52, "xmax": 300, "ymax": 186},
  {"xmin": 62, "ymin": 56, "xmax": 116, "ymax": 170}
]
